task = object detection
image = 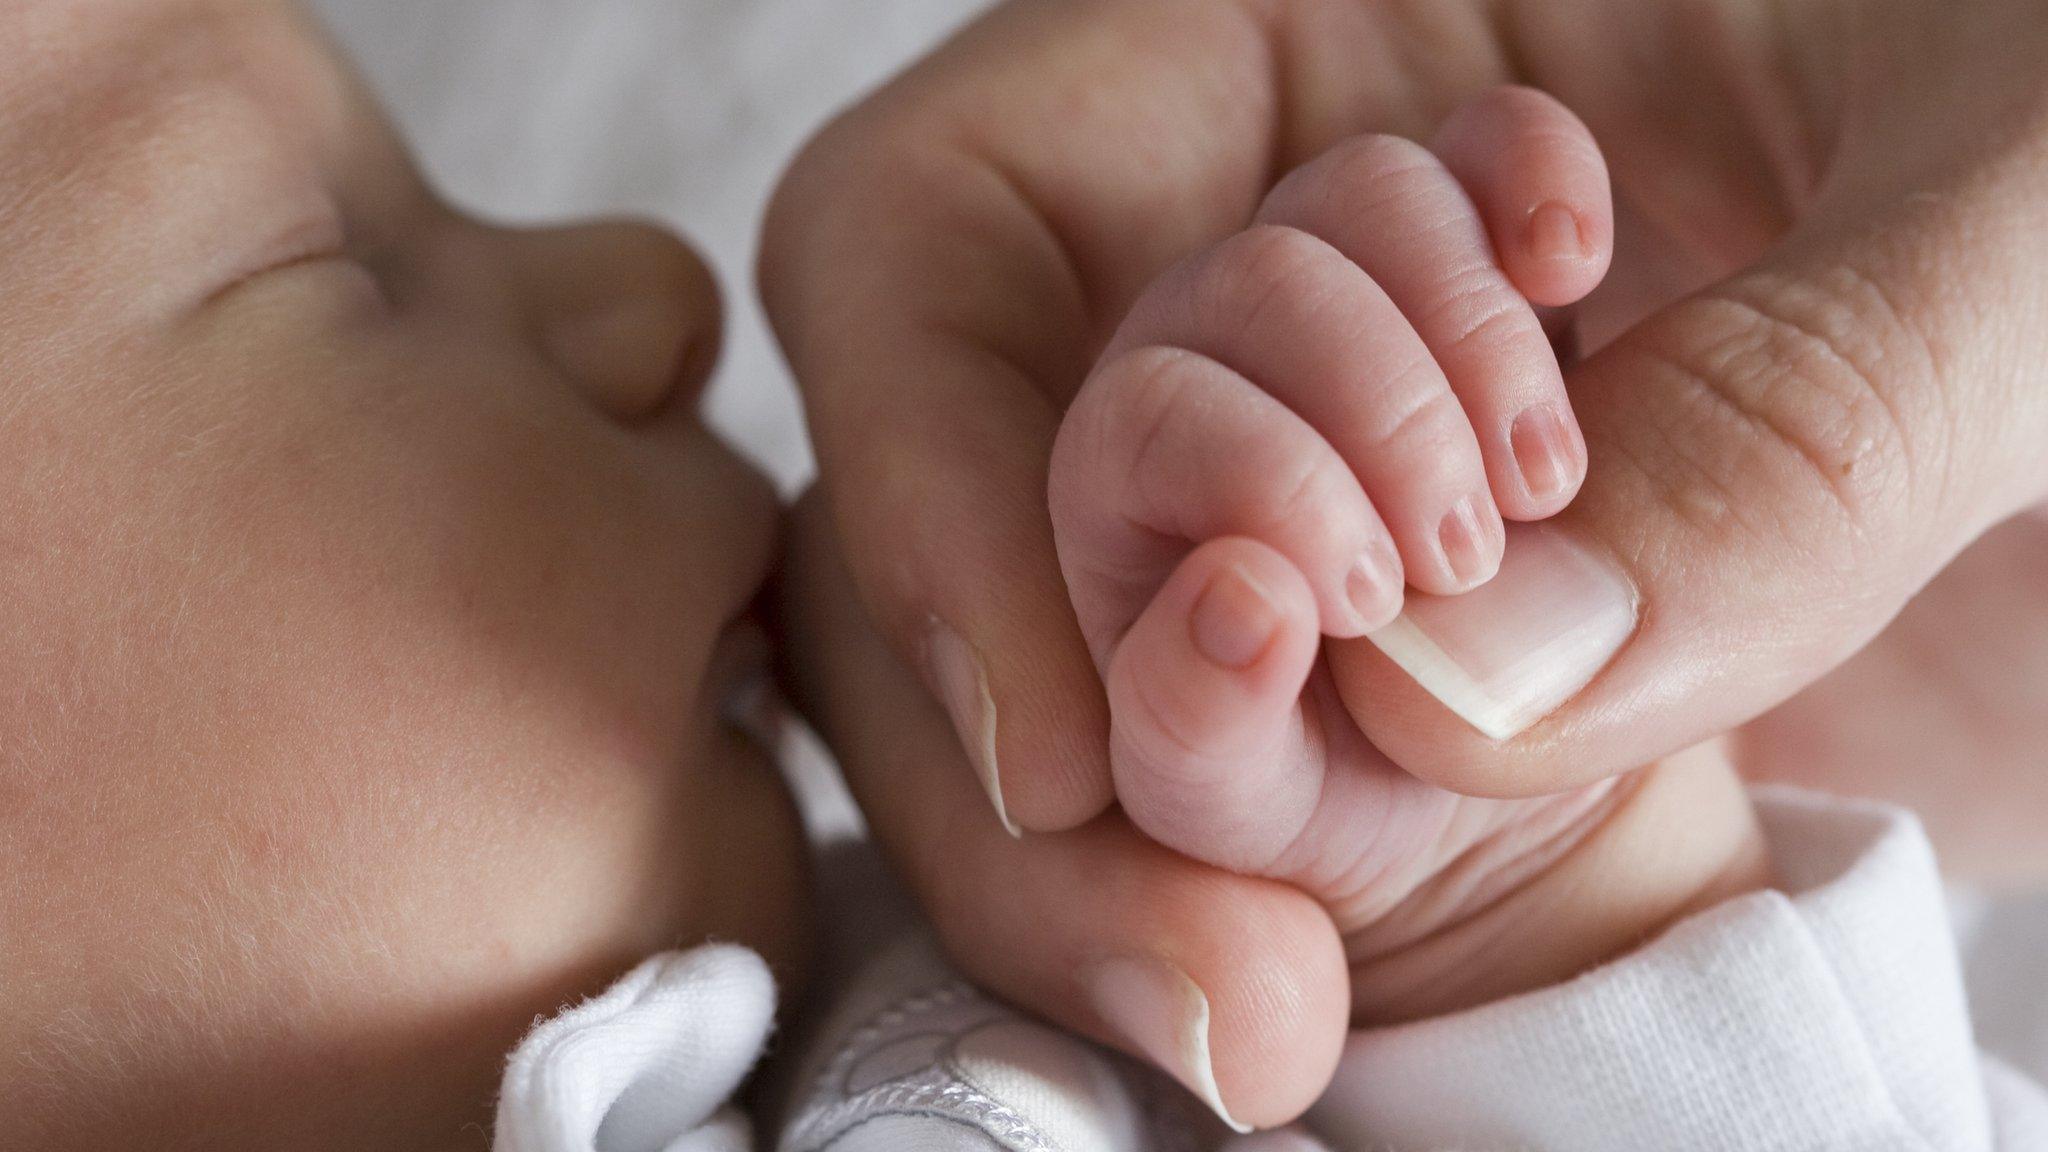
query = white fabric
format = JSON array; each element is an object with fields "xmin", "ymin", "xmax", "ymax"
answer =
[
  {"xmin": 1954, "ymin": 888, "xmax": 2048, "ymax": 1079},
  {"xmin": 772, "ymin": 931, "xmax": 1228, "ymax": 1152},
  {"xmin": 495, "ymin": 946, "xmax": 776, "ymax": 1152},
  {"xmin": 1309, "ymin": 789, "xmax": 2048, "ymax": 1150},
  {"xmin": 495, "ymin": 793, "xmax": 2048, "ymax": 1151}
]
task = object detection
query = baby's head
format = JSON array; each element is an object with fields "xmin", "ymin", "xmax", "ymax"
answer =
[{"xmin": 0, "ymin": 3, "xmax": 807, "ymax": 1146}]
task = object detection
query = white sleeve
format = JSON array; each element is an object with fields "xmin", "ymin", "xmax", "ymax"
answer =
[
  {"xmin": 1308, "ymin": 788, "xmax": 2048, "ymax": 1151},
  {"xmin": 493, "ymin": 945, "xmax": 777, "ymax": 1152}
]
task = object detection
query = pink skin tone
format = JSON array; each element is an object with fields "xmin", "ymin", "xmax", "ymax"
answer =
[
  {"xmin": 782, "ymin": 491, "xmax": 1765, "ymax": 1133},
  {"xmin": 1050, "ymin": 89, "xmax": 1614, "ymax": 852},
  {"xmin": 1054, "ymin": 90, "xmax": 1608, "ymax": 639},
  {"xmin": 766, "ymin": 0, "xmax": 2048, "ymax": 1134}
]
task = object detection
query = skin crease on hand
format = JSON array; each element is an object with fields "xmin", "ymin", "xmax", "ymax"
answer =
[
  {"xmin": 0, "ymin": 3, "xmax": 809, "ymax": 1148},
  {"xmin": 762, "ymin": 0, "xmax": 2048, "ymax": 1131}
]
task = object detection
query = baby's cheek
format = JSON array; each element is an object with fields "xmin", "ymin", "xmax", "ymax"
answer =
[{"xmin": 2, "ymin": 613, "xmax": 779, "ymax": 1149}]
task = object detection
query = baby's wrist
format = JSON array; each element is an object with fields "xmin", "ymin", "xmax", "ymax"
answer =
[{"xmin": 1350, "ymin": 741, "xmax": 1769, "ymax": 1023}]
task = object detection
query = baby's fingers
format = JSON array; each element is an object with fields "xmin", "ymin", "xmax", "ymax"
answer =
[
  {"xmin": 1106, "ymin": 538, "xmax": 1322, "ymax": 873},
  {"xmin": 1257, "ymin": 123, "xmax": 1592, "ymax": 522},
  {"xmin": 1072, "ymin": 224, "xmax": 1494, "ymax": 603},
  {"xmin": 1432, "ymin": 86, "xmax": 1614, "ymax": 309},
  {"xmin": 1051, "ymin": 339, "xmax": 1401, "ymax": 663}
]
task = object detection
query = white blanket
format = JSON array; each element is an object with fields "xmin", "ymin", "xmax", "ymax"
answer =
[{"xmin": 493, "ymin": 791, "xmax": 2048, "ymax": 1150}]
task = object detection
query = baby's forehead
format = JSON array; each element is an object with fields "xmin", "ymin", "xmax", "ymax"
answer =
[{"xmin": 0, "ymin": 3, "xmax": 358, "ymax": 320}]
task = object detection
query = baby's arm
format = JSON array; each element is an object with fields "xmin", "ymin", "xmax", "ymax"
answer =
[{"xmin": 1308, "ymin": 784, "xmax": 2048, "ymax": 1150}]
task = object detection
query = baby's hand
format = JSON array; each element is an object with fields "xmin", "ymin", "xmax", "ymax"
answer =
[
  {"xmin": 1052, "ymin": 85, "xmax": 1609, "ymax": 658},
  {"xmin": 1037, "ymin": 78, "xmax": 1763, "ymax": 1034},
  {"xmin": 1049, "ymin": 87, "xmax": 1612, "ymax": 844},
  {"xmin": 1039, "ymin": 91, "xmax": 1746, "ymax": 1032}
]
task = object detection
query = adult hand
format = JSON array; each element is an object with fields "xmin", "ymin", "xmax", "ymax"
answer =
[
  {"xmin": 1739, "ymin": 501, "xmax": 2048, "ymax": 883},
  {"xmin": 778, "ymin": 494, "xmax": 1768, "ymax": 1131},
  {"xmin": 763, "ymin": 0, "xmax": 2048, "ymax": 1124}
]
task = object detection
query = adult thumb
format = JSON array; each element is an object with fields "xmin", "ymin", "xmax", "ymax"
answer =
[{"xmin": 1329, "ymin": 110, "xmax": 2048, "ymax": 797}]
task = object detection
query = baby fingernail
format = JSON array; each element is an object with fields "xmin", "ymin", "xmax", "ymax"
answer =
[
  {"xmin": 1085, "ymin": 957, "xmax": 1251, "ymax": 1134},
  {"xmin": 1527, "ymin": 201, "xmax": 1587, "ymax": 262},
  {"xmin": 1190, "ymin": 566, "xmax": 1281, "ymax": 670},
  {"xmin": 1343, "ymin": 543, "xmax": 1401, "ymax": 633},
  {"xmin": 1368, "ymin": 522, "xmax": 1636, "ymax": 740},
  {"xmin": 1437, "ymin": 495, "xmax": 1500, "ymax": 591},
  {"xmin": 925, "ymin": 620, "xmax": 1020, "ymax": 837},
  {"xmin": 1511, "ymin": 404, "xmax": 1581, "ymax": 504}
]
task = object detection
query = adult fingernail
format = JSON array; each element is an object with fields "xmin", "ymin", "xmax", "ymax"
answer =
[
  {"xmin": 1190, "ymin": 566, "xmax": 1282, "ymax": 670},
  {"xmin": 1343, "ymin": 541, "xmax": 1402, "ymax": 634},
  {"xmin": 1368, "ymin": 523, "xmax": 1636, "ymax": 739},
  {"xmin": 1511, "ymin": 404, "xmax": 1581, "ymax": 505},
  {"xmin": 1436, "ymin": 495, "xmax": 1500, "ymax": 591},
  {"xmin": 925, "ymin": 620, "xmax": 1020, "ymax": 837},
  {"xmin": 1085, "ymin": 957, "xmax": 1251, "ymax": 1134},
  {"xmin": 1527, "ymin": 201, "xmax": 1587, "ymax": 262}
]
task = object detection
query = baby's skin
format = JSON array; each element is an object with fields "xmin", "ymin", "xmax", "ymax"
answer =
[
  {"xmin": 1047, "ymin": 76, "xmax": 1769, "ymax": 1044},
  {"xmin": 1049, "ymin": 85, "xmax": 1612, "ymax": 866},
  {"xmin": 1054, "ymin": 86, "xmax": 1608, "ymax": 634},
  {"xmin": 0, "ymin": 2, "xmax": 807, "ymax": 1147}
]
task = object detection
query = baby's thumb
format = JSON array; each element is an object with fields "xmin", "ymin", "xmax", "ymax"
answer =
[
  {"xmin": 1105, "ymin": 538, "xmax": 1322, "ymax": 873},
  {"xmin": 1331, "ymin": 169, "xmax": 2048, "ymax": 797}
]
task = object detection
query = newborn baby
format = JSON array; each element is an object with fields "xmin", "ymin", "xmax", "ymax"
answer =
[
  {"xmin": 0, "ymin": 2, "xmax": 806, "ymax": 1145},
  {"xmin": 9, "ymin": 2, "xmax": 2046, "ymax": 1149}
]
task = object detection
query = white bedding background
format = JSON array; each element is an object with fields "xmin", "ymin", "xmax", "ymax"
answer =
[{"xmin": 308, "ymin": 0, "xmax": 2048, "ymax": 1091}]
